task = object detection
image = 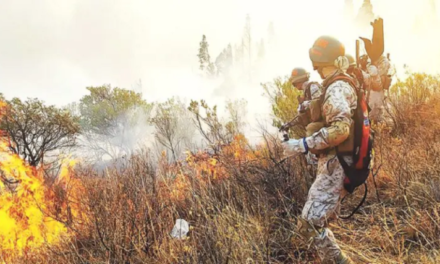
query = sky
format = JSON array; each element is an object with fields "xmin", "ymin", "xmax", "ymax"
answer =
[{"xmin": 0, "ymin": 0, "xmax": 439, "ymax": 115}]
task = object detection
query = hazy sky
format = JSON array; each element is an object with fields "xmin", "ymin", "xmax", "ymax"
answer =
[{"xmin": 1, "ymin": 0, "xmax": 439, "ymax": 110}]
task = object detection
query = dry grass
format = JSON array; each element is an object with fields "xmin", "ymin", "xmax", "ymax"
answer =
[{"xmin": 3, "ymin": 73, "xmax": 440, "ymax": 263}]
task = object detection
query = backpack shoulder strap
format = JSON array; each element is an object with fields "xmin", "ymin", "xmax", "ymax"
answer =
[
  {"xmin": 320, "ymin": 72, "xmax": 359, "ymax": 105},
  {"xmin": 324, "ymin": 74, "xmax": 358, "ymax": 91},
  {"xmin": 304, "ymin": 81, "xmax": 318, "ymax": 100}
]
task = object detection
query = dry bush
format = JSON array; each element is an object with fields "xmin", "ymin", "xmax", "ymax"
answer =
[
  {"xmin": 47, "ymin": 133, "xmax": 319, "ymax": 263},
  {"xmin": 332, "ymin": 72, "xmax": 440, "ymax": 263},
  {"xmin": 6, "ymin": 73, "xmax": 440, "ymax": 263}
]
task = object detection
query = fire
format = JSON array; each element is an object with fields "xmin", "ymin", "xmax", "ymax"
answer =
[
  {"xmin": 0, "ymin": 101, "xmax": 84, "ymax": 261},
  {"xmin": 164, "ymin": 134, "xmax": 265, "ymax": 203}
]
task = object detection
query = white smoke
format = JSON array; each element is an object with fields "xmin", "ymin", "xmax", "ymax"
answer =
[{"xmin": 1, "ymin": 0, "xmax": 439, "ymax": 165}]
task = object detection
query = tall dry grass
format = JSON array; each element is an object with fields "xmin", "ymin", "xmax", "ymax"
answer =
[{"xmin": 3, "ymin": 72, "xmax": 440, "ymax": 263}]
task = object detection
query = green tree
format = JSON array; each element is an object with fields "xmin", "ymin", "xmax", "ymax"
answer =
[
  {"xmin": 0, "ymin": 97, "xmax": 80, "ymax": 167},
  {"xmin": 197, "ymin": 35, "xmax": 211, "ymax": 71},
  {"xmin": 188, "ymin": 99, "xmax": 248, "ymax": 153},
  {"xmin": 78, "ymin": 85, "xmax": 152, "ymax": 137},
  {"xmin": 197, "ymin": 35, "xmax": 217, "ymax": 77},
  {"xmin": 261, "ymin": 76, "xmax": 301, "ymax": 129},
  {"xmin": 224, "ymin": 99, "xmax": 247, "ymax": 137},
  {"xmin": 77, "ymin": 85, "xmax": 152, "ymax": 159},
  {"xmin": 151, "ymin": 98, "xmax": 195, "ymax": 162}
]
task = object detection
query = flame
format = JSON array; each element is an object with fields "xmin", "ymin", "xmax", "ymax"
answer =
[
  {"xmin": 164, "ymin": 134, "xmax": 265, "ymax": 203},
  {"xmin": 0, "ymin": 100, "xmax": 85, "ymax": 261}
]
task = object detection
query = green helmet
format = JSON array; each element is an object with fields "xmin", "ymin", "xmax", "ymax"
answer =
[
  {"xmin": 346, "ymin": 54, "xmax": 356, "ymax": 67},
  {"xmin": 309, "ymin": 36, "xmax": 345, "ymax": 68},
  {"xmin": 289, "ymin": 67, "xmax": 310, "ymax": 84}
]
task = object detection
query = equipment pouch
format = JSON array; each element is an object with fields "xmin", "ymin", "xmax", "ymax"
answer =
[
  {"xmin": 308, "ymin": 99, "xmax": 322, "ymax": 122},
  {"xmin": 336, "ymin": 123, "xmax": 355, "ymax": 154}
]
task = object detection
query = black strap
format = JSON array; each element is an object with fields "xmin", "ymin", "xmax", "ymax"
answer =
[
  {"xmin": 336, "ymin": 150, "xmax": 354, "ymax": 171},
  {"xmin": 339, "ymin": 183, "xmax": 368, "ymax": 220},
  {"xmin": 304, "ymin": 83, "xmax": 312, "ymax": 100}
]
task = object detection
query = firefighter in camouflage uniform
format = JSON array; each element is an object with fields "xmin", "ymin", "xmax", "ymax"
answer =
[
  {"xmin": 346, "ymin": 53, "xmax": 392, "ymax": 124},
  {"xmin": 282, "ymin": 67, "xmax": 323, "ymax": 166},
  {"xmin": 282, "ymin": 36, "xmax": 356, "ymax": 264}
]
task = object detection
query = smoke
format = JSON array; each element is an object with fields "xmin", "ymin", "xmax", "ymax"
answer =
[
  {"xmin": 1, "ymin": 0, "xmax": 439, "ymax": 162},
  {"xmin": 73, "ymin": 106, "xmax": 156, "ymax": 163},
  {"xmin": 344, "ymin": 0, "xmax": 440, "ymax": 76}
]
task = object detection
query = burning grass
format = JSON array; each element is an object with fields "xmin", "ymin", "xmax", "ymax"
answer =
[{"xmin": 0, "ymin": 102, "xmax": 86, "ymax": 263}]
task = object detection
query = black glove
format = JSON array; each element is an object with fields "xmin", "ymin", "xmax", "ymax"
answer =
[
  {"xmin": 282, "ymin": 131, "xmax": 289, "ymax": 142},
  {"xmin": 279, "ymin": 123, "xmax": 289, "ymax": 132}
]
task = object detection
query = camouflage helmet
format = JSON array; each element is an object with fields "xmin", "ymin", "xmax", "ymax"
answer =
[
  {"xmin": 309, "ymin": 36, "xmax": 345, "ymax": 68},
  {"xmin": 346, "ymin": 54, "xmax": 356, "ymax": 67},
  {"xmin": 289, "ymin": 67, "xmax": 310, "ymax": 84}
]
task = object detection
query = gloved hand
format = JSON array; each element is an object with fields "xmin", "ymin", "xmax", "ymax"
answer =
[
  {"xmin": 297, "ymin": 101, "xmax": 310, "ymax": 114},
  {"xmin": 279, "ymin": 123, "xmax": 289, "ymax": 132},
  {"xmin": 282, "ymin": 138, "xmax": 308, "ymax": 157}
]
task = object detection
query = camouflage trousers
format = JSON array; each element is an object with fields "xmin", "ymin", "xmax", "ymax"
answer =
[{"xmin": 300, "ymin": 153, "xmax": 350, "ymax": 262}]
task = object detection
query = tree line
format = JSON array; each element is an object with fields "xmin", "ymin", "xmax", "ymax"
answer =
[
  {"xmin": 0, "ymin": 14, "xmax": 276, "ymax": 174},
  {"xmin": 0, "ymin": 85, "xmax": 248, "ymax": 172},
  {"xmin": 197, "ymin": 15, "xmax": 275, "ymax": 79}
]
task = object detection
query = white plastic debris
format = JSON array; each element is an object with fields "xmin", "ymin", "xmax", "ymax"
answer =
[{"xmin": 170, "ymin": 219, "xmax": 189, "ymax": 239}]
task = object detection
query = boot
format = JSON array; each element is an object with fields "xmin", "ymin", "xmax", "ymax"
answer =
[{"xmin": 335, "ymin": 251, "xmax": 354, "ymax": 264}]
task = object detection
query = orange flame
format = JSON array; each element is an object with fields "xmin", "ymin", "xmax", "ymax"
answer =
[
  {"xmin": 0, "ymin": 100, "xmax": 84, "ymax": 261},
  {"xmin": 163, "ymin": 134, "xmax": 265, "ymax": 203}
]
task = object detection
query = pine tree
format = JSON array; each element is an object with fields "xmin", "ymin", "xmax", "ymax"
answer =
[
  {"xmin": 243, "ymin": 15, "xmax": 251, "ymax": 65},
  {"xmin": 207, "ymin": 62, "xmax": 216, "ymax": 77},
  {"xmin": 226, "ymin": 44, "xmax": 233, "ymax": 68},
  {"xmin": 241, "ymin": 38, "xmax": 246, "ymax": 71},
  {"xmin": 215, "ymin": 44, "xmax": 234, "ymax": 77},
  {"xmin": 234, "ymin": 44, "xmax": 242, "ymax": 65},
  {"xmin": 267, "ymin": 21, "xmax": 275, "ymax": 46},
  {"xmin": 197, "ymin": 35, "xmax": 211, "ymax": 71},
  {"xmin": 215, "ymin": 50, "xmax": 226, "ymax": 76},
  {"xmin": 258, "ymin": 39, "xmax": 265, "ymax": 59},
  {"xmin": 197, "ymin": 35, "xmax": 217, "ymax": 77}
]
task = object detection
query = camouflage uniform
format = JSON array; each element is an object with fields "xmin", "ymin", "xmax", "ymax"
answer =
[
  {"xmin": 284, "ymin": 36, "xmax": 356, "ymax": 263},
  {"xmin": 298, "ymin": 81, "xmax": 323, "ymax": 166},
  {"xmin": 288, "ymin": 81, "xmax": 322, "ymax": 140},
  {"xmin": 297, "ymin": 81, "xmax": 323, "ymax": 113},
  {"xmin": 301, "ymin": 75, "xmax": 357, "ymax": 262},
  {"xmin": 362, "ymin": 55, "xmax": 392, "ymax": 124}
]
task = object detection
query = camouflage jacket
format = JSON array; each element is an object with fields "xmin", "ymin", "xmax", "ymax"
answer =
[
  {"xmin": 304, "ymin": 78, "xmax": 357, "ymax": 151},
  {"xmin": 297, "ymin": 81, "xmax": 323, "ymax": 114},
  {"xmin": 362, "ymin": 55, "xmax": 391, "ymax": 92}
]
